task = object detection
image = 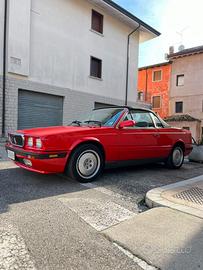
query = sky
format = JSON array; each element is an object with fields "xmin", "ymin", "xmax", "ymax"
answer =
[{"xmin": 115, "ymin": 0, "xmax": 203, "ymax": 67}]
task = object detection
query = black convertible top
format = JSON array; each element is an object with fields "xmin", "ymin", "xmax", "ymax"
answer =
[{"xmin": 93, "ymin": 106, "xmax": 153, "ymax": 113}]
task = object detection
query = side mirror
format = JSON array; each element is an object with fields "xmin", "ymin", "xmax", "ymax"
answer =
[{"xmin": 119, "ymin": 120, "xmax": 135, "ymax": 129}]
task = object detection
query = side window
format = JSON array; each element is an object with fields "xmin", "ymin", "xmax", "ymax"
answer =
[
  {"xmin": 151, "ymin": 113, "xmax": 164, "ymax": 128},
  {"xmin": 124, "ymin": 112, "xmax": 133, "ymax": 121},
  {"xmin": 130, "ymin": 110, "xmax": 155, "ymax": 128}
]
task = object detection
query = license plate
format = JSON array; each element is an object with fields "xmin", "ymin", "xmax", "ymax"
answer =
[{"xmin": 8, "ymin": 150, "xmax": 15, "ymax": 160}]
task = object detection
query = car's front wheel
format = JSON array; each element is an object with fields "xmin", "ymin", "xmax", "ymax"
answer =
[
  {"xmin": 166, "ymin": 146, "xmax": 184, "ymax": 169},
  {"xmin": 65, "ymin": 144, "xmax": 104, "ymax": 182}
]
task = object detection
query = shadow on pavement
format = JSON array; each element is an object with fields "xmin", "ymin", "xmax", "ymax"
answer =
[
  {"xmin": 1, "ymin": 161, "xmax": 203, "ymax": 215},
  {"xmin": 0, "ymin": 167, "xmax": 87, "ymax": 215}
]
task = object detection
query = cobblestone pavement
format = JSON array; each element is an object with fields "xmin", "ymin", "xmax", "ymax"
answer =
[{"xmin": 0, "ymin": 224, "xmax": 36, "ymax": 270}]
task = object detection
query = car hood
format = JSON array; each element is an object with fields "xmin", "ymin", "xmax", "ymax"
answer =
[{"xmin": 16, "ymin": 125, "xmax": 102, "ymax": 137}]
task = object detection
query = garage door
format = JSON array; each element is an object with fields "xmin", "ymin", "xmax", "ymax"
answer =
[
  {"xmin": 18, "ymin": 90, "xmax": 63, "ymax": 129},
  {"xmin": 94, "ymin": 102, "xmax": 116, "ymax": 109}
]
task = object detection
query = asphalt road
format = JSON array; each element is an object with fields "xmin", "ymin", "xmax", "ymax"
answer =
[{"xmin": 1, "ymin": 151, "xmax": 203, "ymax": 269}]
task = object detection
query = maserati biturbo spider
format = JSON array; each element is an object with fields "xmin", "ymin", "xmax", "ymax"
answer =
[{"xmin": 6, "ymin": 106, "xmax": 192, "ymax": 182}]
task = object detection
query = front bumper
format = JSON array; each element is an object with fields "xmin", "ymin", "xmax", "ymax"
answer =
[{"xmin": 6, "ymin": 144, "xmax": 69, "ymax": 174}]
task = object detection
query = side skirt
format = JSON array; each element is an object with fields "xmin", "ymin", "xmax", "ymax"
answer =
[{"xmin": 105, "ymin": 157, "xmax": 166, "ymax": 169}]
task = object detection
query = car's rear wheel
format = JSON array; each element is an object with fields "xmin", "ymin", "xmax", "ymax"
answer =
[
  {"xmin": 166, "ymin": 146, "xmax": 184, "ymax": 169},
  {"xmin": 65, "ymin": 144, "xmax": 104, "ymax": 182}
]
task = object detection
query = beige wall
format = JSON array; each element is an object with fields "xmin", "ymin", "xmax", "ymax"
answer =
[
  {"xmin": 170, "ymin": 53, "xmax": 203, "ymax": 140},
  {"xmin": 167, "ymin": 121, "xmax": 201, "ymax": 142}
]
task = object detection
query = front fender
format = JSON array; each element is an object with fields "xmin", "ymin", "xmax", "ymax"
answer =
[{"xmin": 68, "ymin": 137, "xmax": 102, "ymax": 151}]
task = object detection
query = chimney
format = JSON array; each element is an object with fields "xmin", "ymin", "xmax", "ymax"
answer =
[
  {"xmin": 169, "ymin": 46, "xmax": 174, "ymax": 54},
  {"xmin": 164, "ymin": 53, "xmax": 169, "ymax": 60}
]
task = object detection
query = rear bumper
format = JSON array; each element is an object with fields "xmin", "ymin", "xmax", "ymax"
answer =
[{"xmin": 6, "ymin": 144, "xmax": 69, "ymax": 174}]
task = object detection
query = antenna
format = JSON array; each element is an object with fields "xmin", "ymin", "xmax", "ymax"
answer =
[
  {"xmin": 178, "ymin": 44, "xmax": 185, "ymax": 52},
  {"xmin": 176, "ymin": 26, "xmax": 188, "ymax": 45}
]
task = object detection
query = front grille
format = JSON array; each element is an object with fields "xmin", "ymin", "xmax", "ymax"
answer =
[
  {"xmin": 9, "ymin": 133, "xmax": 24, "ymax": 147},
  {"xmin": 15, "ymin": 156, "xmax": 24, "ymax": 164}
]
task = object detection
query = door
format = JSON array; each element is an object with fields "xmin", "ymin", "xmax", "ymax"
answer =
[
  {"xmin": 117, "ymin": 109, "xmax": 160, "ymax": 161},
  {"xmin": 151, "ymin": 113, "xmax": 174, "ymax": 158},
  {"xmin": 18, "ymin": 90, "xmax": 63, "ymax": 129}
]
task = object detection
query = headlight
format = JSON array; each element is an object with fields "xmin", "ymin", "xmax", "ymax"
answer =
[
  {"xmin": 28, "ymin": 137, "xmax": 33, "ymax": 147},
  {"xmin": 36, "ymin": 138, "xmax": 42, "ymax": 148}
]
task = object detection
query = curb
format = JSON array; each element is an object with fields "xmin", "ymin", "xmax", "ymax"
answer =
[{"xmin": 145, "ymin": 175, "xmax": 203, "ymax": 219}]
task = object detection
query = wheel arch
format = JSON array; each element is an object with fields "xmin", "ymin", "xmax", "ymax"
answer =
[
  {"xmin": 65, "ymin": 138, "xmax": 106, "ymax": 170},
  {"xmin": 173, "ymin": 140, "xmax": 185, "ymax": 153}
]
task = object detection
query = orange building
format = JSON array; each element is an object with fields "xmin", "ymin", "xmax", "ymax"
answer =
[{"xmin": 138, "ymin": 62, "xmax": 171, "ymax": 118}]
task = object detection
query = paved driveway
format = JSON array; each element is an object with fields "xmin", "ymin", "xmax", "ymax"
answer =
[{"xmin": 1, "ymin": 145, "xmax": 203, "ymax": 269}]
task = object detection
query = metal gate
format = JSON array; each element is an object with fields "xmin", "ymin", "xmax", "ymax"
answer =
[
  {"xmin": 94, "ymin": 102, "xmax": 116, "ymax": 109},
  {"xmin": 18, "ymin": 90, "xmax": 63, "ymax": 129}
]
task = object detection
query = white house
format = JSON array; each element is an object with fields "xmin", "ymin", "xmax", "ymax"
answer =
[{"xmin": 0, "ymin": 0, "xmax": 160, "ymax": 135}]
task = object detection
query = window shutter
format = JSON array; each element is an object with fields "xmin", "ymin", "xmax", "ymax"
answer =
[{"xmin": 92, "ymin": 10, "xmax": 103, "ymax": 34}]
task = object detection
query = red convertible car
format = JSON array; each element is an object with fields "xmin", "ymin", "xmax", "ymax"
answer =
[{"xmin": 6, "ymin": 106, "xmax": 192, "ymax": 182}]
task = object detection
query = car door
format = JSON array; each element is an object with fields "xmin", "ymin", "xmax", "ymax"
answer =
[
  {"xmin": 151, "ymin": 113, "xmax": 175, "ymax": 158},
  {"xmin": 117, "ymin": 109, "xmax": 160, "ymax": 161}
]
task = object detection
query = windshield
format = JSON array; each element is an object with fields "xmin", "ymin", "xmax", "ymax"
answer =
[{"xmin": 70, "ymin": 108, "xmax": 124, "ymax": 127}]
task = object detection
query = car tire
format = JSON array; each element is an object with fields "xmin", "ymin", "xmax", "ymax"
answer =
[
  {"xmin": 166, "ymin": 146, "xmax": 184, "ymax": 169},
  {"xmin": 65, "ymin": 144, "xmax": 104, "ymax": 183}
]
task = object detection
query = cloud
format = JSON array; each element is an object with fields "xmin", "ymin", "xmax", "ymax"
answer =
[{"xmin": 115, "ymin": 0, "xmax": 203, "ymax": 66}]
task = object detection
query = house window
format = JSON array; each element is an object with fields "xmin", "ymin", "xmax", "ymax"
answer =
[
  {"xmin": 175, "ymin": 101, "xmax": 183, "ymax": 113},
  {"xmin": 90, "ymin": 57, "xmax": 102, "ymax": 79},
  {"xmin": 176, "ymin": 74, "xmax": 184, "ymax": 86},
  {"xmin": 138, "ymin": 91, "xmax": 144, "ymax": 101},
  {"xmin": 153, "ymin": 70, "xmax": 162, "ymax": 82},
  {"xmin": 152, "ymin": 96, "xmax": 161, "ymax": 109},
  {"xmin": 91, "ymin": 10, "xmax": 103, "ymax": 34}
]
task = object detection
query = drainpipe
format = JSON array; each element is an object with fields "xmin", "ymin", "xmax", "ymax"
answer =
[
  {"xmin": 125, "ymin": 23, "xmax": 140, "ymax": 106},
  {"xmin": 2, "ymin": 0, "xmax": 8, "ymax": 137},
  {"xmin": 145, "ymin": 68, "xmax": 148, "ymax": 102}
]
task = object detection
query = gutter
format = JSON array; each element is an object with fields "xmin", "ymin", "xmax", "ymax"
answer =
[
  {"xmin": 145, "ymin": 68, "xmax": 148, "ymax": 102},
  {"xmin": 101, "ymin": 0, "xmax": 160, "ymax": 36},
  {"xmin": 125, "ymin": 24, "xmax": 140, "ymax": 105},
  {"xmin": 2, "ymin": 0, "xmax": 7, "ymax": 137}
]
